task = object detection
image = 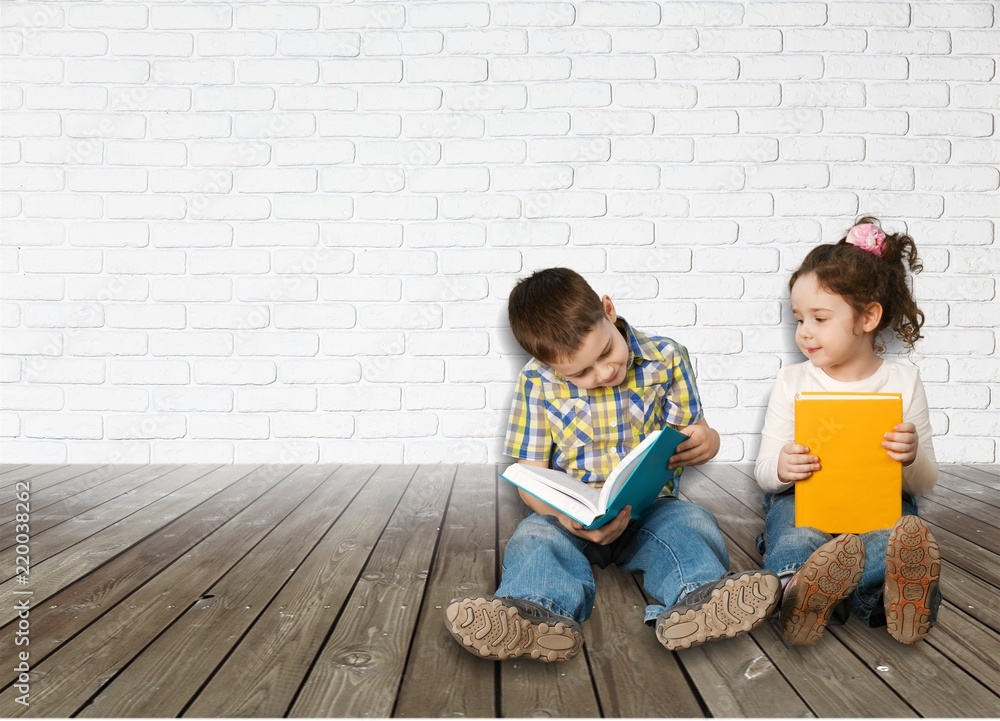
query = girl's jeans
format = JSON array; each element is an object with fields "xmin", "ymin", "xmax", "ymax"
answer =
[
  {"xmin": 496, "ymin": 497, "xmax": 729, "ymax": 624},
  {"xmin": 756, "ymin": 491, "xmax": 933, "ymax": 628}
]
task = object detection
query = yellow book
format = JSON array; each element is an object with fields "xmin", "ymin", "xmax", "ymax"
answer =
[{"xmin": 794, "ymin": 392, "xmax": 903, "ymax": 534}]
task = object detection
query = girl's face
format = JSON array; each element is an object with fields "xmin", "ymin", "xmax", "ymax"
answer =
[{"xmin": 790, "ymin": 272, "xmax": 882, "ymax": 382}]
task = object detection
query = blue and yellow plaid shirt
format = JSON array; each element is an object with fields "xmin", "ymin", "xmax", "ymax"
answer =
[{"xmin": 504, "ymin": 318, "xmax": 704, "ymax": 496}]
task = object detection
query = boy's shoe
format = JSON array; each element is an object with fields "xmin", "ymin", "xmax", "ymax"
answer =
[
  {"xmin": 779, "ymin": 534, "xmax": 866, "ymax": 646},
  {"xmin": 885, "ymin": 515, "xmax": 941, "ymax": 645},
  {"xmin": 655, "ymin": 570, "xmax": 782, "ymax": 651},
  {"xmin": 445, "ymin": 595, "xmax": 583, "ymax": 662}
]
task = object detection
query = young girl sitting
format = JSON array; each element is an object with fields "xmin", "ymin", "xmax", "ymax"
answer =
[{"xmin": 754, "ymin": 217, "xmax": 942, "ymax": 647}]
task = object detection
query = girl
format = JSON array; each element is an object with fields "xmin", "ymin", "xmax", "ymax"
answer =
[{"xmin": 754, "ymin": 217, "xmax": 941, "ymax": 647}]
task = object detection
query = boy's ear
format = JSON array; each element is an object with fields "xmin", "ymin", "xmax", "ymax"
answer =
[
  {"xmin": 861, "ymin": 302, "xmax": 882, "ymax": 332},
  {"xmin": 601, "ymin": 295, "xmax": 617, "ymax": 323}
]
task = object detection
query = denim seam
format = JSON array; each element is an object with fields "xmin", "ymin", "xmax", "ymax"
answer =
[
  {"xmin": 517, "ymin": 593, "xmax": 581, "ymax": 623},
  {"xmin": 637, "ymin": 526, "xmax": 697, "ymax": 601}
]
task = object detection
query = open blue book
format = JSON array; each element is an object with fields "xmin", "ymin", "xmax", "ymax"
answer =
[{"xmin": 500, "ymin": 426, "xmax": 688, "ymax": 530}]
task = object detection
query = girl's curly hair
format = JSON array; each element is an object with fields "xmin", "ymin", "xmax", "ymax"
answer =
[{"xmin": 790, "ymin": 216, "xmax": 925, "ymax": 353}]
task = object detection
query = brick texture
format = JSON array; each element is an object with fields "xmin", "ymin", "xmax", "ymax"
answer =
[{"xmin": 1, "ymin": 1, "xmax": 997, "ymax": 464}]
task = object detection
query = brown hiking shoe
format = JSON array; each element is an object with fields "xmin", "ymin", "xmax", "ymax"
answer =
[
  {"xmin": 655, "ymin": 570, "xmax": 782, "ymax": 651},
  {"xmin": 885, "ymin": 515, "xmax": 941, "ymax": 645},
  {"xmin": 445, "ymin": 595, "xmax": 583, "ymax": 662},
  {"xmin": 780, "ymin": 534, "xmax": 866, "ymax": 646}
]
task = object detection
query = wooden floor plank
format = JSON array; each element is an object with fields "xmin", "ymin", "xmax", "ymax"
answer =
[
  {"xmin": 394, "ymin": 464, "xmax": 499, "ymax": 718},
  {"xmin": 0, "ymin": 466, "xmax": 232, "ymax": 620},
  {"xmin": 925, "ymin": 485, "xmax": 1000, "ymax": 531},
  {"xmin": 289, "ymin": 466, "xmax": 455, "ymax": 718},
  {"xmin": 0, "ymin": 466, "xmax": 273, "ymax": 690},
  {"xmin": 0, "ymin": 464, "xmax": 176, "ymax": 554},
  {"xmin": 926, "ymin": 601, "xmax": 1000, "ymax": 690},
  {"xmin": 184, "ymin": 465, "xmax": 414, "ymax": 718},
  {"xmin": 76, "ymin": 465, "xmax": 358, "ymax": 717},
  {"xmin": 919, "ymin": 496, "xmax": 1000, "ymax": 556},
  {"xmin": 0, "ymin": 465, "xmax": 320, "ymax": 717},
  {"xmin": 828, "ymin": 616, "xmax": 1000, "ymax": 717},
  {"xmin": 0, "ymin": 464, "xmax": 107, "ymax": 495},
  {"xmin": 0, "ymin": 465, "xmax": 145, "ymax": 522},
  {"xmin": 494, "ymin": 478, "xmax": 602, "ymax": 719},
  {"xmin": 936, "ymin": 470, "xmax": 1000, "ymax": 509},
  {"xmin": 585, "ymin": 566, "xmax": 706, "ymax": 718},
  {"xmin": 0, "ymin": 465, "xmax": 191, "ymax": 571},
  {"xmin": 940, "ymin": 464, "xmax": 1000, "ymax": 488},
  {"xmin": 938, "ymin": 561, "xmax": 1000, "ymax": 633},
  {"xmin": 0, "ymin": 464, "xmax": 75, "ymax": 489}
]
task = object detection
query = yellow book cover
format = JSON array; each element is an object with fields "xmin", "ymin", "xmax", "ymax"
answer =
[{"xmin": 794, "ymin": 392, "xmax": 903, "ymax": 534}]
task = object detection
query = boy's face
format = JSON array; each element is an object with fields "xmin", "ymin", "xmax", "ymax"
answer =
[{"xmin": 548, "ymin": 296, "xmax": 631, "ymax": 390}]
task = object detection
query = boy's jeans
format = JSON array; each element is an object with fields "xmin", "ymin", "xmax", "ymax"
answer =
[
  {"xmin": 496, "ymin": 497, "xmax": 729, "ymax": 625},
  {"xmin": 756, "ymin": 491, "xmax": 936, "ymax": 628}
]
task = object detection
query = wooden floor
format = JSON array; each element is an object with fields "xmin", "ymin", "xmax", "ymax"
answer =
[{"xmin": 0, "ymin": 462, "xmax": 998, "ymax": 718}]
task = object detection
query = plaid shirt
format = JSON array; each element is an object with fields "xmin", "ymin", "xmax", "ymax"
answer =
[{"xmin": 504, "ymin": 318, "xmax": 704, "ymax": 495}]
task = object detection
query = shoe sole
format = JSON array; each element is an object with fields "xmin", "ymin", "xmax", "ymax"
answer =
[
  {"xmin": 781, "ymin": 534, "xmax": 866, "ymax": 646},
  {"xmin": 445, "ymin": 597, "xmax": 583, "ymax": 662},
  {"xmin": 655, "ymin": 572, "xmax": 782, "ymax": 651},
  {"xmin": 885, "ymin": 516, "xmax": 940, "ymax": 645}
]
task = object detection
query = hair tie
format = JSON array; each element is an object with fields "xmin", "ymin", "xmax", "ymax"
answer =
[{"xmin": 846, "ymin": 223, "xmax": 887, "ymax": 257}]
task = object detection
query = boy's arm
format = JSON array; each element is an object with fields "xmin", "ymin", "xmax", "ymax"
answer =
[
  {"xmin": 667, "ymin": 419, "xmax": 720, "ymax": 469},
  {"xmin": 515, "ymin": 460, "xmax": 631, "ymax": 546}
]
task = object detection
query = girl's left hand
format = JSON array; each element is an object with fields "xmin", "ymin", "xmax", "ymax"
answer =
[{"xmin": 883, "ymin": 422, "xmax": 918, "ymax": 466}]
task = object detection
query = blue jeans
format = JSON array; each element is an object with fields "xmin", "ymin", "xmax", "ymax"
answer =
[
  {"xmin": 496, "ymin": 497, "xmax": 729, "ymax": 624},
  {"xmin": 755, "ymin": 491, "xmax": 934, "ymax": 627}
]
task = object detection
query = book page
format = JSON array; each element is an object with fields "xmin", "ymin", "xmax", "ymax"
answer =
[
  {"xmin": 597, "ymin": 430, "xmax": 660, "ymax": 509},
  {"xmin": 503, "ymin": 464, "xmax": 602, "ymax": 511}
]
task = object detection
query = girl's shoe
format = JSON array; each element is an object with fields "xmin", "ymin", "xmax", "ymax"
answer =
[
  {"xmin": 445, "ymin": 595, "xmax": 584, "ymax": 662},
  {"xmin": 885, "ymin": 515, "xmax": 941, "ymax": 644},
  {"xmin": 780, "ymin": 534, "xmax": 866, "ymax": 646}
]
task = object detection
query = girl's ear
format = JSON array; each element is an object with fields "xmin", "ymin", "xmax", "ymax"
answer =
[
  {"xmin": 601, "ymin": 295, "xmax": 618, "ymax": 324},
  {"xmin": 861, "ymin": 302, "xmax": 883, "ymax": 333}
]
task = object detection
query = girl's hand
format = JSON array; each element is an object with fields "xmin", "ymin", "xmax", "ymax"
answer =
[
  {"xmin": 883, "ymin": 423, "xmax": 918, "ymax": 466},
  {"xmin": 668, "ymin": 421, "xmax": 721, "ymax": 469},
  {"xmin": 778, "ymin": 443, "xmax": 820, "ymax": 484},
  {"xmin": 559, "ymin": 506, "xmax": 631, "ymax": 546}
]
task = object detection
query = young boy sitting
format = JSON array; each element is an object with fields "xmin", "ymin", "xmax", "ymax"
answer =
[{"xmin": 445, "ymin": 268, "xmax": 781, "ymax": 662}]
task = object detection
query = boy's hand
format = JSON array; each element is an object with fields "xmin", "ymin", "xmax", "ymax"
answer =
[
  {"xmin": 883, "ymin": 422, "xmax": 918, "ymax": 466},
  {"xmin": 778, "ymin": 443, "xmax": 820, "ymax": 484},
  {"xmin": 559, "ymin": 506, "xmax": 631, "ymax": 546},
  {"xmin": 668, "ymin": 421, "xmax": 720, "ymax": 469}
]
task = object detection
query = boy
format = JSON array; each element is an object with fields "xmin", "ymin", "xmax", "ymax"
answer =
[{"xmin": 445, "ymin": 268, "xmax": 781, "ymax": 662}]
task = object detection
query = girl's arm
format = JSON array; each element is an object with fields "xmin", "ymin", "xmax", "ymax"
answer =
[
  {"xmin": 754, "ymin": 370, "xmax": 797, "ymax": 494},
  {"xmin": 899, "ymin": 373, "xmax": 938, "ymax": 496}
]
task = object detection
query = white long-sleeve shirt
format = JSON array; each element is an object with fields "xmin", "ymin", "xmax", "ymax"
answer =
[{"xmin": 754, "ymin": 359, "xmax": 938, "ymax": 497}]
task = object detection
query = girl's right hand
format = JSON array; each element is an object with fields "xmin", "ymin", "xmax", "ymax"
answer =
[{"xmin": 778, "ymin": 443, "xmax": 820, "ymax": 484}]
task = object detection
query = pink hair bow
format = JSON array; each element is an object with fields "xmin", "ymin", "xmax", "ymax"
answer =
[{"xmin": 847, "ymin": 223, "xmax": 887, "ymax": 257}]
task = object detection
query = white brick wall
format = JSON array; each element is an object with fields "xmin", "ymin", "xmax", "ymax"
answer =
[{"xmin": 1, "ymin": 0, "xmax": 997, "ymax": 465}]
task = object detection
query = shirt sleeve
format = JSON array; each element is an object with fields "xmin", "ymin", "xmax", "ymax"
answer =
[
  {"xmin": 902, "ymin": 371, "xmax": 938, "ymax": 496},
  {"xmin": 503, "ymin": 369, "xmax": 553, "ymax": 463},
  {"xmin": 663, "ymin": 342, "xmax": 705, "ymax": 428},
  {"xmin": 754, "ymin": 368, "xmax": 796, "ymax": 495}
]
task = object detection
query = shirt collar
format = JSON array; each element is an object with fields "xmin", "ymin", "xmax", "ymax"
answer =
[{"xmin": 617, "ymin": 316, "xmax": 667, "ymax": 366}]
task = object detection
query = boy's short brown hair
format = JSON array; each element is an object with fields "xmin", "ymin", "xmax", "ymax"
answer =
[{"xmin": 507, "ymin": 267, "xmax": 606, "ymax": 364}]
